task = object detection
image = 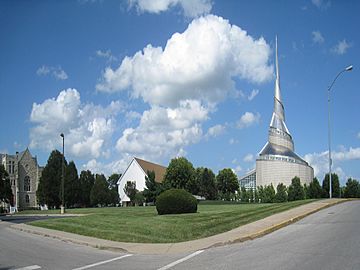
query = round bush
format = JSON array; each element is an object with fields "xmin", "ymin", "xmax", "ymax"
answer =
[{"xmin": 156, "ymin": 189, "xmax": 198, "ymax": 215}]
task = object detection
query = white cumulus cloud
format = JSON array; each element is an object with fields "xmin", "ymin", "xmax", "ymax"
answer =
[
  {"xmin": 312, "ymin": 30, "xmax": 324, "ymax": 44},
  {"xmin": 96, "ymin": 15, "xmax": 273, "ymax": 107},
  {"xmin": 116, "ymin": 100, "xmax": 208, "ymax": 161},
  {"xmin": 312, "ymin": 0, "xmax": 331, "ymax": 10},
  {"xmin": 36, "ymin": 65, "xmax": 68, "ymax": 80},
  {"xmin": 30, "ymin": 89, "xmax": 124, "ymax": 159},
  {"xmin": 96, "ymin": 49, "xmax": 117, "ymax": 62},
  {"xmin": 206, "ymin": 124, "xmax": 226, "ymax": 138},
  {"xmin": 128, "ymin": 0, "xmax": 212, "ymax": 18},
  {"xmin": 304, "ymin": 146, "xmax": 360, "ymax": 180},
  {"xmin": 331, "ymin": 39, "xmax": 352, "ymax": 55},
  {"xmin": 95, "ymin": 15, "xmax": 272, "ymax": 164},
  {"xmin": 248, "ymin": 89, "xmax": 259, "ymax": 101},
  {"xmin": 237, "ymin": 112, "xmax": 260, "ymax": 129},
  {"xmin": 243, "ymin": 153, "xmax": 254, "ymax": 162}
]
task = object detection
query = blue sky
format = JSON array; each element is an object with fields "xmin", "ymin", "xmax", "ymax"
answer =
[{"xmin": 0, "ymin": 0, "xmax": 359, "ymax": 184}]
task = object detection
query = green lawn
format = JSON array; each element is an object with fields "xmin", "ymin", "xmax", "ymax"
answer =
[{"xmin": 27, "ymin": 200, "xmax": 315, "ymax": 243}]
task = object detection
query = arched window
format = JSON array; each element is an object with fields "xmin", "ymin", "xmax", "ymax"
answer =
[
  {"xmin": 24, "ymin": 176, "xmax": 31, "ymax": 191},
  {"xmin": 25, "ymin": 195, "xmax": 30, "ymax": 204}
]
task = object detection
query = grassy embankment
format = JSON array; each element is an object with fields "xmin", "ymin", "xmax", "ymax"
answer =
[{"xmin": 25, "ymin": 200, "xmax": 315, "ymax": 243}]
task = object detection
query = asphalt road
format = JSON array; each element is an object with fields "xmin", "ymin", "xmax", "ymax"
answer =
[{"xmin": 1, "ymin": 201, "xmax": 359, "ymax": 270}]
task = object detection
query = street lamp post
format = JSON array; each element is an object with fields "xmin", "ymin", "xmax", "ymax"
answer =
[
  {"xmin": 327, "ymin": 65, "xmax": 353, "ymax": 199},
  {"xmin": 60, "ymin": 133, "xmax": 65, "ymax": 214}
]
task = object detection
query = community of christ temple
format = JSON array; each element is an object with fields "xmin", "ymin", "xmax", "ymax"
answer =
[{"xmin": 239, "ymin": 38, "xmax": 314, "ymax": 190}]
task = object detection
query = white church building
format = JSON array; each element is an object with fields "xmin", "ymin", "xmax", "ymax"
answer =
[{"xmin": 117, "ymin": 157, "xmax": 166, "ymax": 206}]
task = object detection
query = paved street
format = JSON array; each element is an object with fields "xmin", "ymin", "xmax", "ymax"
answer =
[{"xmin": 1, "ymin": 201, "xmax": 359, "ymax": 270}]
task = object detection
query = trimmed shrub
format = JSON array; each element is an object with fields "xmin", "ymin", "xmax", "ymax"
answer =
[{"xmin": 156, "ymin": 189, "xmax": 198, "ymax": 215}]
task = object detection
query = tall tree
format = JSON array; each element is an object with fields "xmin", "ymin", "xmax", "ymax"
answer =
[
  {"xmin": 64, "ymin": 161, "xmax": 80, "ymax": 207},
  {"xmin": 37, "ymin": 150, "xmax": 66, "ymax": 208},
  {"xmin": 164, "ymin": 157, "xmax": 196, "ymax": 193},
  {"xmin": 143, "ymin": 170, "xmax": 164, "ymax": 203},
  {"xmin": 0, "ymin": 165, "xmax": 13, "ymax": 205},
  {"xmin": 216, "ymin": 168, "xmax": 239, "ymax": 201},
  {"xmin": 275, "ymin": 183, "xmax": 288, "ymax": 202},
  {"xmin": 123, "ymin": 181, "xmax": 137, "ymax": 205},
  {"xmin": 107, "ymin": 173, "xmax": 121, "ymax": 205},
  {"xmin": 107, "ymin": 173, "xmax": 121, "ymax": 191},
  {"xmin": 344, "ymin": 178, "xmax": 360, "ymax": 198},
  {"xmin": 262, "ymin": 184, "xmax": 276, "ymax": 203},
  {"xmin": 288, "ymin": 177, "xmax": 305, "ymax": 201},
  {"xmin": 195, "ymin": 167, "xmax": 217, "ymax": 200},
  {"xmin": 79, "ymin": 170, "xmax": 95, "ymax": 207},
  {"xmin": 322, "ymin": 173, "xmax": 340, "ymax": 198},
  {"xmin": 90, "ymin": 174, "xmax": 110, "ymax": 206},
  {"xmin": 307, "ymin": 178, "xmax": 322, "ymax": 199},
  {"xmin": 240, "ymin": 187, "xmax": 250, "ymax": 202}
]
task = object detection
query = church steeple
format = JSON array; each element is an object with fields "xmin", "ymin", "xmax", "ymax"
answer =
[
  {"xmin": 275, "ymin": 36, "xmax": 282, "ymax": 104},
  {"xmin": 267, "ymin": 36, "xmax": 294, "ymax": 151},
  {"xmin": 270, "ymin": 36, "xmax": 290, "ymax": 135}
]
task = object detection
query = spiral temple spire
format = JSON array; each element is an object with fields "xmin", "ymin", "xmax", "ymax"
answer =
[{"xmin": 258, "ymin": 36, "xmax": 308, "ymax": 165}]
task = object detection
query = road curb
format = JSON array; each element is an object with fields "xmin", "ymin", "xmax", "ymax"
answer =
[
  {"xmin": 9, "ymin": 199, "xmax": 348, "ymax": 254},
  {"xmin": 224, "ymin": 198, "xmax": 347, "ymax": 246}
]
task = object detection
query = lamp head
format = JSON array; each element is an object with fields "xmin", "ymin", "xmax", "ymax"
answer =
[
  {"xmin": 60, "ymin": 133, "xmax": 64, "ymax": 138},
  {"xmin": 345, "ymin": 65, "xmax": 353, "ymax": 71}
]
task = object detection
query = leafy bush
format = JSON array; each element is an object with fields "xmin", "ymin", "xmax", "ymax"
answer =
[{"xmin": 156, "ymin": 189, "xmax": 198, "ymax": 215}]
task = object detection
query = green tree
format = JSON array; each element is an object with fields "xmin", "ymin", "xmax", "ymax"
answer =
[
  {"xmin": 107, "ymin": 173, "xmax": 121, "ymax": 205},
  {"xmin": 0, "ymin": 165, "xmax": 13, "ymax": 205},
  {"xmin": 37, "ymin": 150, "xmax": 66, "ymax": 208},
  {"xmin": 257, "ymin": 186, "xmax": 264, "ymax": 203},
  {"xmin": 307, "ymin": 178, "xmax": 322, "ymax": 199},
  {"xmin": 90, "ymin": 174, "xmax": 110, "ymax": 206},
  {"xmin": 79, "ymin": 170, "xmax": 95, "ymax": 207},
  {"xmin": 195, "ymin": 167, "xmax": 217, "ymax": 200},
  {"xmin": 123, "ymin": 181, "xmax": 137, "ymax": 205},
  {"xmin": 107, "ymin": 173, "xmax": 121, "ymax": 191},
  {"xmin": 216, "ymin": 168, "xmax": 239, "ymax": 201},
  {"xmin": 134, "ymin": 191, "xmax": 145, "ymax": 206},
  {"xmin": 344, "ymin": 178, "xmax": 360, "ymax": 198},
  {"xmin": 164, "ymin": 157, "xmax": 196, "ymax": 193},
  {"xmin": 143, "ymin": 170, "xmax": 164, "ymax": 203},
  {"xmin": 275, "ymin": 183, "xmax": 288, "ymax": 202},
  {"xmin": 64, "ymin": 161, "xmax": 80, "ymax": 208},
  {"xmin": 288, "ymin": 177, "xmax": 305, "ymax": 201},
  {"xmin": 240, "ymin": 187, "xmax": 250, "ymax": 202},
  {"xmin": 322, "ymin": 173, "xmax": 340, "ymax": 198},
  {"xmin": 262, "ymin": 184, "xmax": 276, "ymax": 203}
]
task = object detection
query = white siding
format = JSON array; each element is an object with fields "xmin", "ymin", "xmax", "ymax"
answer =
[{"xmin": 117, "ymin": 159, "xmax": 147, "ymax": 203}]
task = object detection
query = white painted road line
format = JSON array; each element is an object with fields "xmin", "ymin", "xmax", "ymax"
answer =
[
  {"xmin": 72, "ymin": 254, "xmax": 133, "ymax": 270},
  {"xmin": 157, "ymin": 250, "xmax": 205, "ymax": 270},
  {"xmin": 14, "ymin": 266, "xmax": 41, "ymax": 270}
]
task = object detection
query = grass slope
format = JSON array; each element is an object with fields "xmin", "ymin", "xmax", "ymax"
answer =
[{"xmin": 28, "ymin": 200, "xmax": 315, "ymax": 243}]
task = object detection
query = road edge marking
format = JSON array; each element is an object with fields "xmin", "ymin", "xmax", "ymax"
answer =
[
  {"xmin": 72, "ymin": 254, "xmax": 133, "ymax": 270},
  {"xmin": 157, "ymin": 250, "xmax": 204, "ymax": 270},
  {"xmin": 14, "ymin": 266, "xmax": 41, "ymax": 270}
]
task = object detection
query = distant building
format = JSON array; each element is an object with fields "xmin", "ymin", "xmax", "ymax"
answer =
[
  {"xmin": 239, "ymin": 169, "xmax": 256, "ymax": 191},
  {"xmin": 0, "ymin": 148, "xmax": 43, "ymax": 210},
  {"xmin": 117, "ymin": 157, "xmax": 166, "ymax": 206},
  {"xmin": 239, "ymin": 38, "xmax": 314, "ymax": 190}
]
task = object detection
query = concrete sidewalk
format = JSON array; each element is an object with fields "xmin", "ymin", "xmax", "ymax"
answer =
[{"xmin": 9, "ymin": 199, "xmax": 346, "ymax": 254}]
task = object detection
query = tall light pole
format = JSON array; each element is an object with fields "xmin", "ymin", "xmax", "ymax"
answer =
[
  {"xmin": 60, "ymin": 133, "xmax": 65, "ymax": 214},
  {"xmin": 327, "ymin": 65, "xmax": 353, "ymax": 199}
]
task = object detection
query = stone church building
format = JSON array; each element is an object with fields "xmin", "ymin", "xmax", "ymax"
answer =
[{"xmin": 1, "ymin": 148, "xmax": 43, "ymax": 210}]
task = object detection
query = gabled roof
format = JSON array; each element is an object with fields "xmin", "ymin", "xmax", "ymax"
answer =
[
  {"xmin": 117, "ymin": 157, "xmax": 167, "ymax": 185},
  {"xmin": 134, "ymin": 157, "xmax": 167, "ymax": 183}
]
